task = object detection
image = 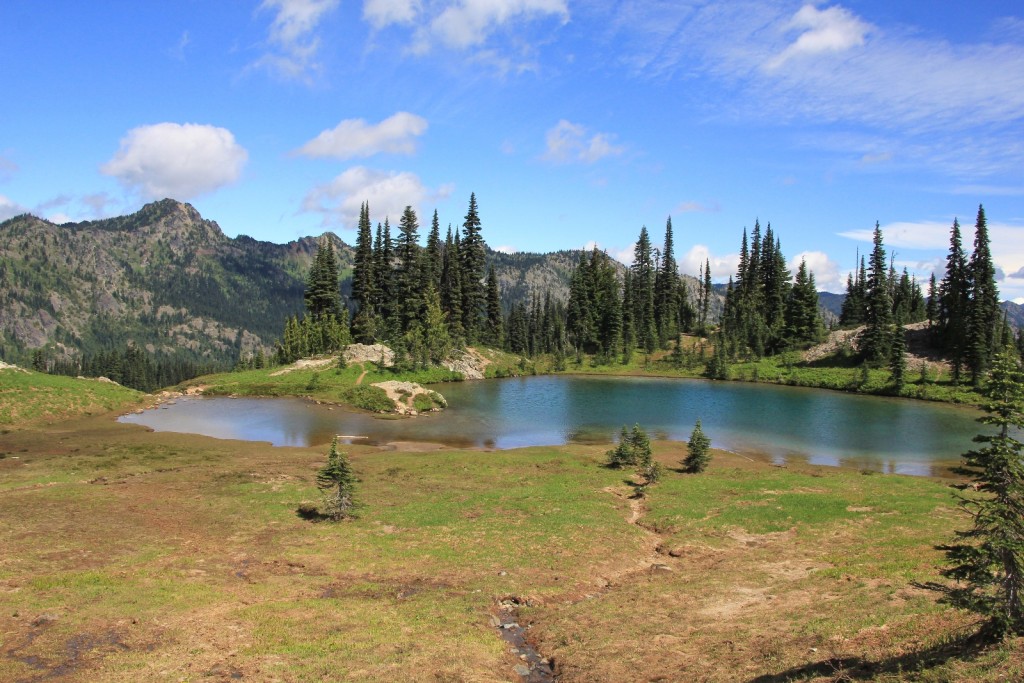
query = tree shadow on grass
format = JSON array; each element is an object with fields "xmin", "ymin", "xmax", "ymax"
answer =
[
  {"xmin": 746, "ymin": 628, "xmax": 990, "ymax": 682},
  {"xmin": 295, "ymin": 502, "xmax": 329, "ymax": 522}
]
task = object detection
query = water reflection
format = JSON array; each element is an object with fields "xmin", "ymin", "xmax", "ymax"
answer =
[{"xmin": 121, "ymin": 375, "xmax": 982, "ymax": 477}]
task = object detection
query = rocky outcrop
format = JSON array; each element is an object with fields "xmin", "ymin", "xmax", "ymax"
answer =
[
  {"xmin": 371, "ymin": 380, "xmax": 446, "ymax": 415},
  {"xmin": 442, "ymin": 347, "xmax": 490, "ymax": 380},
  {"xmin": 344, "ymin": 343, "xmax": 395, "ymax": 368}
]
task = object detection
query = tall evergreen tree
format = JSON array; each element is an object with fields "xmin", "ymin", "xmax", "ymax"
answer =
[
  {"xmin": 460, "ymin": 193, "xmax": 487, "ymax": 343},
  {"xmin": 933, "ymin": 351, "xmax": 1024, "ymax": 638},
  {"xmin": 655, "ymin": 217, "xmax": 679, "ymax": 346},
  {"xmin": 351, "ymin": 202, "xmax": 375, "ymax": 311},
  {"xmin": 785, "ymin": 258, "xmax": 822, "ymax": 344},
  {"xmin": 485, "ymin": 265, "xmax": 503, "ymax": 348},
  {"xmin": 632, "ymin": 226, "xmax": 657, "ymax": 352},
  {"xmin": 700, "ymin": 258, "xmax": 712, "ymax": 332},
  {"xmin": 440, "ymin": 227, "xmax": 464, "ymax": 344},
  {"xmin": 968, "ymin": 204, "xmax": 1001, "ymax": 385},
  {"xmin": 939, "ymin": 218, "xmax": 970, "ymax": 382},
  {"xmin": 304, "ymin": 237, "xmax": 342, "ymax": 319},
  {"xmin": 425, "ymin": 209, "xmax": 443, "ymax": 290},
  {"xmin": 394, "ymin": 205, "xmax": 422, "ymax": 333},
  {"xmin": 862, "ymin": 222, "xmax": 892, "ymax": 364}
]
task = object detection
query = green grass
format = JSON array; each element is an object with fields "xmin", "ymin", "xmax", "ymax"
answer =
[
  {"xmin": 1, "ymin": 406, "xmax": 1018, "ymax": 681},
  {"xmin": 0, "ymin": 369, "xmax": 142, "ymax": 425}
]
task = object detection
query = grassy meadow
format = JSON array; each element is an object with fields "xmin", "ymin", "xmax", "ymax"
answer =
[{"xmin": 1, "ymin": 366, "xmax": 1020, "ymax": 681}]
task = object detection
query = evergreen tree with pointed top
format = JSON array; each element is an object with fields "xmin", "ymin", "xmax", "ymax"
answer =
[
  {"xmin": 968, "ymin": 204, "xmax": 1001, "ymax": 385},
  {"xmin": 939, "ymin": 217, "xmax": 970, "ymax": 382},
  {"xmin": 785, "ymin": 258, "xmax": 822, "ymax": 344},
  {"xmin": 316, "ymin": 437, "xmax": 357, "ymax": 521},
  {"xmin": 655, "ymin": 217, "xmax": 679, "ymax": 346},
  {"xmin": 460, "ymin": 193, "xmax": 487, "ymax": 343},
  {"xmin": 933, "ymin": 350, "xmax": 1024, "ymax": 638},
  {"xmin": 632, "ymin": 226, "xmax": 657, "ymax": 352},
  {"xmin": 485, "ymin": 265, "xmax": 503, "ymax": 348},
  {"xmin": 683, "ymin": 419, "xmax": 712, "ymax": 473},
  {"xmin": 926, "ymin": 273, "xmax": 939, "ymax": 328},
  {"xmin": 395, "ymin": 205, "xmax": 422, "ymax": 334},
  {"xmin": 305, "ymin": 237, "xmax": 342, "ymax": 320},
  {"xmin": 621, "ymin": 268, "xmax": 636, "ymax": 364},
  {"xmin": 426, "ymin": 209, "xmax": 442, "ymax": 290},
  {"xmin": 862, "ymin": 222, "xmax": 892, "ymax": 364}
]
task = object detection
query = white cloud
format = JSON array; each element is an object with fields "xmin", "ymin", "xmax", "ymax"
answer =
[
  {"xmin": 46, "ymin": 212, "xmax": 74, "ymax": 225},
  {"xmin": 364, "ymin": 0, "xmax": 420, "ymax": 28},
  {"xmin": 790, "ymin": 250, "xmax": 844, "ymax": 293},
  {"xmin": 542, "ymin": 120, "xmax": 625, "ymax": 164},
  {"xmin": 839, "ymin": 221, "xmax": 950, "ymax": 250},
  {"xmin": 0, "ymin": 195, "xmax": 28, "ymax": 222},
  {"xmin": 404, "ymin": 0, "xmax": 569, "ymax": 53},
  {"xmin": 256, "ymin": 0, "xmax": 340, "ymax": 81},
  {"xmin": 680, "ymin": 244, "xmax": 739, "ymax": 281},
  {"xmin": 765, "ymin": 4, "xmax": 870, "ymax": 71},
  {"xmin": 301, "ymin": 166, "xmax": 453, "ymax": 228},
  {"xmin": 494, "ymin": 244, "xmax": 517, "ymax": 254},
  {"xmin": 101, "ymin": 123, "xmax": 248, "ymax": 200},
  {"xmin": 608, "ymin": 0, "xmax": 1024, "ymax": 168},
  {"xmin": 296, "ymin": 112, "xmax": 428, "ymax": 159}
]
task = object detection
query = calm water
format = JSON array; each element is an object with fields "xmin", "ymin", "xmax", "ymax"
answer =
[{"xmin": 120, "ymin": 375, "xmax": 985, "ymax": 477}]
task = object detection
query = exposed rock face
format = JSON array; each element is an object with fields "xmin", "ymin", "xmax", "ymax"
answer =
[
  {"xmin": 343, "ymin": 343, "xmax": 395, "ymax": 367},
  {"xmin": 442, "ymin": 347, "xmax": 490, "ymax": 379}
]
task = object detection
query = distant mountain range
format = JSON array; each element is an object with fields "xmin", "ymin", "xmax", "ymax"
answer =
[{"xmin": 0, "ymin": 199, "xmax": 1018, "ymax": 364}]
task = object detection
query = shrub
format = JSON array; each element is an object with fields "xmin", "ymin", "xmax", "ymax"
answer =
[{"xmin": 341, "ymin": 386, "xmax": 394, "ymax": 413}]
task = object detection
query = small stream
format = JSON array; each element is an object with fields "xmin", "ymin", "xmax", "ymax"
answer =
[{"xmin": 493, "ymin": 597, "xmax": 556, "ymax": 682}]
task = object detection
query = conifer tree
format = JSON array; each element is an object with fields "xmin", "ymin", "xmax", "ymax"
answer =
[
  {"xmin": 632, "ymin": 226, "xmax": 657, "ymax": 352},
  {"xmin": 862, "ymin": 222, "xmax": 892, "ymax": 364},
  {"xmin": 485, "ymin": 265, "xmax": 503, "ymax": 348},
  {"xmin": 698, "ymin": 259, "xmax": 712, "ymax": 332},
  {"xmin": 890, "ymin": 316, "xmax": 907, "ymax": 391},
  {"xmin": 933, "ymin": 350, "xmax": 1024, "ymax": 638},
  {"xmin": 968, "ymin": 205, "xmax": 1000, "ymax": 385},
  {"xmin": 395, "ymin": 205, "xmax": 422, "ymax": 333},
  {"xmin": 655, "ymin": 217, "xmax": 679, "ymax": 346},
  {"xmin": 316, "ymin": 437, "xmax": 357, "ymax": 521},
  {"xmin": 460, "ymin": 193, "xmax": 487, "ymax": 342},
  {"xmin": 926, "ymin": 273, "xmax": 939, "ymax": 328},
  {"xmin": 683, "ymin": 419, "xmax": 712, "ymax": 473},
  {"xmin": 351, "ymin": 202, "xmax": 380, "ymax": 343},
  {"xmin": 373, "ymin": 220, "xmax": 396, "ymax": 337},
  {"xmin": 305, "ymin": 237, "xmax": 342, "ymax": 320},
  {"xmin": 425, "ymin": 209, "xmax": 443, "ymax": 290},
  {"xmin": 421, "ymin": 283, "xmax": 452, "ymax": 364},
  {"xmin": 785, "ymin": 258, "xmax": 822, "ymax": 344},
  {"xmin": 939, "ymin": 218, "xmax": 970, "ymax": 382},
  {"xmin": 621, "ymin": 268, "xmax": 636, "ymax": 364},
  {"xmin": 440, "ymin": 227, "xmax": 464, "ymax": 343}
]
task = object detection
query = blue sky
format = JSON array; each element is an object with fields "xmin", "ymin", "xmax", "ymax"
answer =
[{"xmin": 2, "ymin": 1, "xmax": 1023, "ymax": 299}]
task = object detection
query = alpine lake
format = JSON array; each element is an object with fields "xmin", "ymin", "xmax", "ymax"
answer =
[{"xmin": 121, "ymin": 374, "xmax": 984, "ymax": 478}]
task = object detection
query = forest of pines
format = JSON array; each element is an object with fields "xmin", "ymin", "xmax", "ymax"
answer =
[{"xmin": 270, "ymin": 194, "xmax": 1013, "ymax": 384}]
